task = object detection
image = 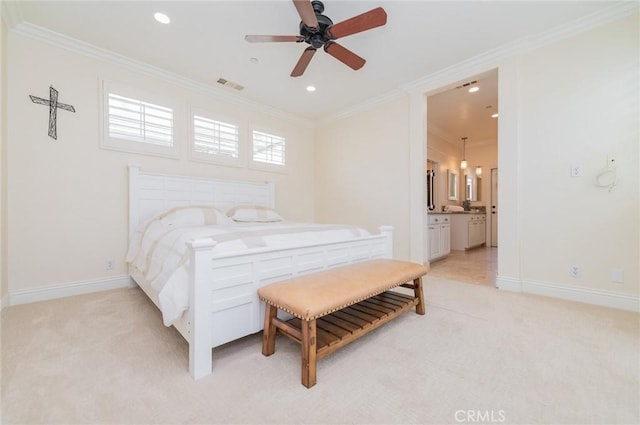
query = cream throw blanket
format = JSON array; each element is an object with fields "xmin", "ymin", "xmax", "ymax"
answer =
[{"xmin": 127, "ymin": 221, "xmax": 370, "ymax": 325}]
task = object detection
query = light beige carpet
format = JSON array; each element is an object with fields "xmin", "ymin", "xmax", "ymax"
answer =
[{"xmin": 1, "ymin": 276, "xmax": 638, "ymax": 425}]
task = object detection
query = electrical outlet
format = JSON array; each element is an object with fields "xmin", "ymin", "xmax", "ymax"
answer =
[
  {"xmin": 569, "ymin": 265, "xmax": 581, "ymax": 278},
  {"xmin": 570, "ymin": 165, "xmax": 582, "ymax": 177},
  {"xmin": 611, "ymin": 268, "xmax": 624, "ymax": 283},
  {"xmin": 106, "ymin": 260, "xmax": 114, "ymax": 271}
]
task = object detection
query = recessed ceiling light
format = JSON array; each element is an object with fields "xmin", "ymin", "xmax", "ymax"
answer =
[
  {"xmin": 492, "ymin": 113, "xmax": 499, "ymax": 118},
  {"xmin": 154, "ymin": 12, "xmax": 170, "ymax": 24},
  {"xmin": 468, "ymin": 86, "xmax": 479, "ymax": 93},
  {"xmin": 306, "ymin": 86, "xmax": 316, "ymax": 92}
]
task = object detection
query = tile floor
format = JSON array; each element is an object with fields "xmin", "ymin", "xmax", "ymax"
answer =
[{"xmin": 428, "ymin": 245, "xmax": 497, "ymax": 286}]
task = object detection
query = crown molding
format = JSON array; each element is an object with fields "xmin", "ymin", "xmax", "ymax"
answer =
[
  {"xmin": 523, "ymin": 1, "xmax": 639, "ymax": 52},
  {"xmin": 9, "ymin": 22, "xmax": 315, "ymax": 128},
  {"xmin": 327, "ymin": 2, "xmax": 639, "ymax": 122},
  {"xmin": 1, "ymin": 1, "xmax": 22, "ymax": 29}
]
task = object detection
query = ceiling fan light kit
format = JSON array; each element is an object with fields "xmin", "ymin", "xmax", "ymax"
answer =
[{"xmin": 245, "ymin": 0, "xmax": 387, "ymax": 77}]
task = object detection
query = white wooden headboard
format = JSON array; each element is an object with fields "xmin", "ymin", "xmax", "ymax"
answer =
[{"xmin": 128, "ymin": 166, "xmax": 275, "ymax": 240}]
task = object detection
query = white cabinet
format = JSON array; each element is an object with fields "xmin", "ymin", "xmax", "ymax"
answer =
[
  {"xmin": 451, "ymin": 213, "xmax": 486, "ymax": 251},
  {"xmin": 469, "ymin": 219, "xmax": 486, "ymax": 248},
  {"xmin": 426, "ymin": 213, "xmax": 451, "ymax": 262}
]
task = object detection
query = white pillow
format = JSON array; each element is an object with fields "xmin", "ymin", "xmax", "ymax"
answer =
[
  {"xmin": 126, "ymin": 205, "xmax": 232, "ymax": 265},
  {"xmin": 158, "ymin": 205, "xmax": 233, "ymax": 227},
  {"xmin": 226, "ymin": 205, "xmax": 284, "ymax": 222}
]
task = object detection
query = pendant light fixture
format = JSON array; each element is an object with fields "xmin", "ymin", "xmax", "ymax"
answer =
[{"xmin": 460, "ymin": 137, "xmax": 468, "ymax": 170}]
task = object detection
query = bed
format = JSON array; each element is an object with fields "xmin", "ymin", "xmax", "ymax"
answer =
[{"xmin": 127, "ymin": 166, "xmax": 394, "ymax": 379}]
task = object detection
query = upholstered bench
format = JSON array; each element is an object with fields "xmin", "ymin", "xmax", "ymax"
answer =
[{"xmin": 257, "ymin": 259, "xmax": 428, "ymax": 388}]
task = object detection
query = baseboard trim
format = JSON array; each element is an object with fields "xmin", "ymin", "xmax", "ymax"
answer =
[
  {"xmin": 496, "ymin": 276, "xmax": 639, "ymax": 312},
  {"xmin": 496, "ymin": 275, "xmax": 522, "ymax": 293},
  {"xmin": 9, "ymin": 275, "xmax": 133, "ymax": 306},
  {"xmin": 522, "ymin": 279, "xmax": 639, "ymax": 312}
]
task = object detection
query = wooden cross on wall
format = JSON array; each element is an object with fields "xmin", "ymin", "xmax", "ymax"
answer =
[{"xmin": 29, "ymin": 85, "xmax": 76, "ymax": 140}]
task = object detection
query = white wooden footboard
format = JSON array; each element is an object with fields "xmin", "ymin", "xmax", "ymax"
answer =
[{"xmin": 186, "ymin": 227, "xmax": 393, "ymax": 380}]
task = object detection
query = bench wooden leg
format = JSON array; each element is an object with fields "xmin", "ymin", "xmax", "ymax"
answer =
[
  {"xmin": 262, "ymin": 304, "xmax": 278, "ymax": 356},
  {"xmin": 414, "ymin": 277, "xmax": 426, "ymax": 315},
  {"xmin": 301, "ymin": 319, "xmax": 317, "ymax": 388}
]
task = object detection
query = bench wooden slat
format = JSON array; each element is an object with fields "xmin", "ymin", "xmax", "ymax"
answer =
[
  {"xmin": 282, "ymin": 290, "xmax": 421, "ymax": 359},
  {"xmin": 349, "ymin": 302, "xmax": 391, "ymax": 317},
  {"xmin": 330, "ymin": 310, "xmax": 372, "ymax": 328},
  {"xmin": 319, "ymin": 314, "xmax": 361, "ymax": 333},
  {"xmin": 358, "ymin": 299, "xmax": 396, "ymax": 314},
  {"xmin": 344, "ymin": 305, "xmax": 387, "ymax": 322},
  {"xmin": 316, "ymin": 318, "xmax": 352, "ymax": 339},
  {"xmin": 371, "ymin": 291, "xmax": 414, "ymax": 307}
]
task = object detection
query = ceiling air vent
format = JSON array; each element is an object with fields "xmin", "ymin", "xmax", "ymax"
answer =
[
  {"xmin": 455, "ymin": 80, "xmax": 478, "ymax": 89},
  {"xmin": 216, "ymin": 78, "xmax": 244, "ymax": 91}
]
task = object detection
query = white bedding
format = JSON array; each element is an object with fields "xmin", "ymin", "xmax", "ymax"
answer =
[{"xmin": 127, "ymin": 212, "xmax": 370, "ymax": 326}]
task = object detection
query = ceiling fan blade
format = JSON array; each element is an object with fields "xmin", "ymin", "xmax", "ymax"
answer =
[
  {"xmin": 245, "ymin": 35, "xmax": 304, "ymax": 43},
  {"xmin": 326, "ymin": 7, "xmax": 387, "ymax": 40},
  {"xmin": 323, "ymin": 41, "xmax": 365, "ymax": 71},
  {"xmin": 292, "ymin": 0, "xmax": 319, "ymax": 29},
  {"xmin": 291, "ymin": 47, "xmax": 316, "ymax": 77}
]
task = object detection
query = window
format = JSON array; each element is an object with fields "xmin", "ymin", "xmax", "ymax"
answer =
[
  {"xmin": 252, "ymin": 130, "xmax": 285, "ymax": 166},
  {"xmin": 101, "ymin": 81, "xmax": 178, "ymax": 157},
  {"xmin": 191, "ymin": 114, "xmax": 240, "ymax": 164},
  {"xmin": 108, "ymin": 94, "xmax": 173, "ymax": 146}
]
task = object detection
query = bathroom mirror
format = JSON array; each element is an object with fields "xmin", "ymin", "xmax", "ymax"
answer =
[
  {"xmin": 447, "ymin": 169, "xmax": 458, "ymax": 201},
  {"xmin": 465, "ymin": 174, "xmax": 474, "ymax": 201},
  {"xmin": 464, "ymin": 168, "xmax": 482, "ymax": 201}
]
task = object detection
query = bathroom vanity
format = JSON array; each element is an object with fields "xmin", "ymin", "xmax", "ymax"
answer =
[
  {"xmin": 425, "ymin": 213, "xmax": 451, "ymax": 262},
  {"xmin": 450, "ymin": 213, "xmax": 486, "ymax": 251}
]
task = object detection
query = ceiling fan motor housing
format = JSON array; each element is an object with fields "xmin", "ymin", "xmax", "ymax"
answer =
[{"xmin": 299, "ymin": 4, "xmax": 333, "ymax": 48}]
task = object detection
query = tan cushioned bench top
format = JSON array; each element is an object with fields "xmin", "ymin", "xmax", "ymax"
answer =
[{"xmin": 257, "ymin": 259, "xmax": 427, "ymax": 321}]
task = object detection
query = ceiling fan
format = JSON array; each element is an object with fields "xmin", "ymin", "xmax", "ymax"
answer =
[{"xmin": 245, "ymin": 0, "xmax": 387, "ymax": 77}]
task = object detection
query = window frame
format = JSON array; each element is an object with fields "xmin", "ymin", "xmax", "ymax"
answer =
[
  {"xmin": 249, "ymin": 126, "xmax": 288, "ymax": 173},
  {"xmin": 100, "ymin": 80, "xmax": 180, "ymax": 158},
  {"xmin": 189, "ymin": 107, "xmax": 242, "ymax": 167}
]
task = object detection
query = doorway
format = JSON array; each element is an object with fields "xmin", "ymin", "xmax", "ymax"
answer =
[{"xmin": 425, "ymin": 69, "xmax": 499, "ymax": 285}]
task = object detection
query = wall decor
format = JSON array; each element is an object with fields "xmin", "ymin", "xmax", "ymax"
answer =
[{"xmin": 29, "ymin": 85, "xmax": 76, "ymax": 140}]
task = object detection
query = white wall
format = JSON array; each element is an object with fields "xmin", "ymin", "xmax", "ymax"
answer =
[
  {"xmin": 5, "ymin": 32, "xmax": 315, "ymax": 296},
  {"xmin": 315, "ymin": 97, "xmax": 412, "ymax": 261},
  {"xmin": 515, "ymin": 14, "xmax": 639, "ymax": 297},
  {"xmin": 0, "ymin": 6, "xmax": 7, "ymax": 306}
]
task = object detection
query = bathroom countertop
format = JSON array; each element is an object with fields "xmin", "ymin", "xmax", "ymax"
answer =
[
  {"xmin": 427, "ymin": 211, "xmax": 486, "ymax": 214},
  {"xmin": 452, "ymin": 211, "xmax": 486, "ymax": 214}
]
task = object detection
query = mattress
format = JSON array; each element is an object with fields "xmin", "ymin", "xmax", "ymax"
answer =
[{"xmin": 127, "ymin": 216, "xmax": 370, "ymax": 326}]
